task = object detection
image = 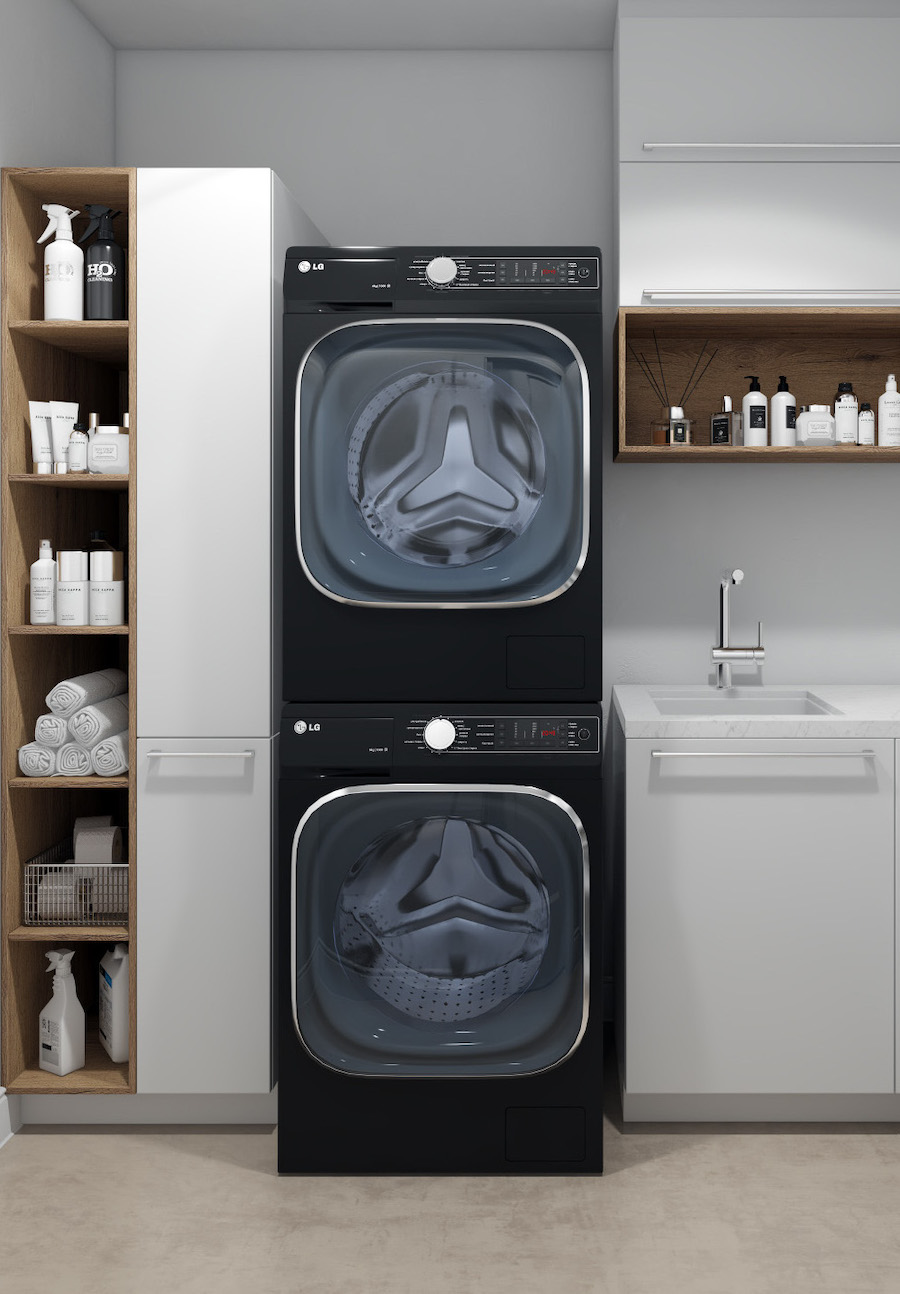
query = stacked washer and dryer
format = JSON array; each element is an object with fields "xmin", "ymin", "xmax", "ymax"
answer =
[{"xmin": 278, "ymin": 248, "xmax": 604, "ymax": 1173}]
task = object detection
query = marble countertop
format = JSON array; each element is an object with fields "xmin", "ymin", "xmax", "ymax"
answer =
[{"xmin": 612, "ymin": 684, "xmax": 900, "ymax": 739}]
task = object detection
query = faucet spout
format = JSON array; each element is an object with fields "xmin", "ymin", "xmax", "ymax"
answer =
[{"xmin": 712, "ymin": 568, "xmax": 763, "ymax": 688}]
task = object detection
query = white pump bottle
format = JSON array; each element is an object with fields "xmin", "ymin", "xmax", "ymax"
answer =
[
  {"xmin": 878, "ymin": 374, "xmax": 900, "ymax": 447},
  {"xmin": 37, "ymin": 205, "xmax": 83, "ymax": 321},
  {"xmin": 39, "ymin": 948, "xmax": 85, "ymax": 1076}
]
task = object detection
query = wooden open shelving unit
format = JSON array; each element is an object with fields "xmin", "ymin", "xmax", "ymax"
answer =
[
  {"xmin": 1, "ymin": 167, "xmax": 137, "ymax": 1094},
  {"xmin": 616, "ymin": 307, "xmax": 900, "ymax": 461}
]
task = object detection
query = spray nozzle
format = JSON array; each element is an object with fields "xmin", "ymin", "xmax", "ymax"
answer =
[
  {"xmin": 45, "ymin": 948, "xmax": 75, "ymax": 977},
  {"xmin": 38, "ymin": 205, "xmax": 79, "ymax": 245},
  {"xmin": 78, "ymin": 206, "xmax": 121, "ymax": 244}
]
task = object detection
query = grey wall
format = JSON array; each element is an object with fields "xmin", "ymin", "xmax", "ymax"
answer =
[{"xmin": 0, "ymin": 0, "xmax": 114, "ymax": 166}]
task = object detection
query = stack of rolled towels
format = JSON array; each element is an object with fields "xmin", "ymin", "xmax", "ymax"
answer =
[{"xmin": 18, "ymin": 668, "xmax": 129, "ymax": 777}]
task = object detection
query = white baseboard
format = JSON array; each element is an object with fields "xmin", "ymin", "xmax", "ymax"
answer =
[
  {"xmin": 622, "ymin": 1090, "xmax": 900, "ymax": 1122},
  {"xmin": 0, "ymin": 1088, "xmax": 23, "ymax": 1149},
  {"xmin": 19, "ymin": 1089, "xmax": 277, "ymax": 1126}
]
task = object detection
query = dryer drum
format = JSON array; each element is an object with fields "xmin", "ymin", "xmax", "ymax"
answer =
[
  {"xmin": 335, "ymin": 814, "xmax": 551, "ymax": 1022},
  {"xmin": 346, "ymin": 363, "xmax": 546, "ymax": 568}
]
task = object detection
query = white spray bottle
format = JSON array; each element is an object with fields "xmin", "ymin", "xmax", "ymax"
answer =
[
  {"xmin": 98, "ymin": 943, "xmax": 129, "ymax": 1063},
  {"xmin": 39, "ymin": 948, "xmax": 85, "ymax": 1076},
  {"xmin": 37, "ymin": 205, "xmax": 83, "ymax": 321}
]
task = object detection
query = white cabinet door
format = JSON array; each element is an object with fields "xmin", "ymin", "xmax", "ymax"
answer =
[
  {"xmin": 625, "ymin": 738, "xmax": 895, "ymax": 1096},
  {"xmin": 619, "ymin": 163, "xmax": 900, "ymax": 305},
  {"xmin": 618, "ymin": 17, "xmax": 900, "ymax": 163},
  {"xmin": 136, "ymin": 168, "xmax": 275, "ymax": 738},
  {"xmin": 136, "ymin": 737, "xmax": 274, "ymax": 1093}
]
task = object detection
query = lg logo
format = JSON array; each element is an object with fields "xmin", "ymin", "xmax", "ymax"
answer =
[
  {"xmin": 293, "ymin": 721, "xmax": 321, "ymax": 735},
  {"xmin": 298, "ymin": 261, "xmax": 325, "ymax": 273}
]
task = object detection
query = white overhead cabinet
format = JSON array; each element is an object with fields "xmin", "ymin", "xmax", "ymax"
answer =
[
  {"xmin": 622, "ymin": 738, "xmax": 895, "ymax": 1117},
  {"xmin": 136, "ymin": 169, "xmax": 323, "ymax": 1094}
]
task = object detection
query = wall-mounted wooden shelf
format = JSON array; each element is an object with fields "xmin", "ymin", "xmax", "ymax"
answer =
[
  {"xmin": 1, "ymin": 165, "xmax": 137, "ymax": 1096},
  {"xmin": 616, "ymin": 306, "xmax": 900, "ymax": 460}
]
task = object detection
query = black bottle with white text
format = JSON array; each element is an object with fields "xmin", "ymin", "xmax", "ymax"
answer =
[{"xmin": 79, "ymin": 206, "xmax": 126, "ymax": 320}]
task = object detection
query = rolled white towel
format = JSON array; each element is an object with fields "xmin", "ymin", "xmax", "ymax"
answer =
[
  {"xmin": 18, "ymin": 742, "xmax": 57, "ymax": 777},
  {"xmin": 57, "ymin": 743, "xmax": 93, "ymax": 776},
  {"xmin": 34, "ymin": 713, "xmax": 69, "ymax": 748},
  {"xmin": 68, "ymin": 695, "xmax": 129, "ymax": 747},
  {"xmin": 46, "ymin": 668, "xmax": 128, "ymax": 719},
  {"xmin": 91, "ymin": 730, "xmax": 129, "ymax": 777}
]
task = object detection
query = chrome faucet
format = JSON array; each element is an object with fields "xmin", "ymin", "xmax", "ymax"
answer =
[{"xmin": 711, "ymin": 568, "xmax": 765, "ymax": 689}]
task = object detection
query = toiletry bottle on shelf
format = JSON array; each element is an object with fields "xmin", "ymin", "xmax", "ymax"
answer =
[
  {"xmin": 834, "ymin": 381, "xmax": 859, "ymax": 444},
  {"xmin": 56, "ymin": 551, "xmax": 89, "ymax": 626},
  {"xmin": 667, "ymin": 405, "xmax": 691, "ymax": 444},
  {"xmin": 98, "ymin": 944, "xmax": 129, "ymax": 1063},
  {"xmin": 858, "ymin": 402, "xmax": 875, "ymax": 446},
  {"xmin": 710, "ymin": 395, "xmax": 741, "ymax": 446},
  {"xmin": 796, "ymin": 405, "xmax": 836, "ymax": 447},
  {"xmin": 770, "ymin": 376, "xmax": 797, "ymax": 447},
  {"xmin": 87, "ymin": 412, "xmax": 99, "ymax": 440},
  {"xmin": 30, "ymin": 539, "xmax": 56, "ymax": 625},
  {"xmin": 27, "ymin": 401, "xmax": 54, "ymax": 474},
  {"xmin": 48, "ymin": 400, "xmax": 78, "ymax": 475},
  {"xmin": 79, "ymin": 206, "xmax": 126, "ymax": 320},
  {"xmin": 742, "ymin": 376, "xmax": 768, "ymax": 446},
  {"xmin": 39, "ymin": 949, "xmax": 85, "ymax": 1076},
  {"xmin": 88, "ymin": 423, "xmax": 129, "ymax": 475},
  {"xmin": 878, "ymin": 374, "xmax": 900, "ymax": 446},
  {"xmin": 89, "ymin": 550, "xmax": 125, "ymax": 626},
  {"xmin": 67, "ymin": 421, "xmax": 89, "ymax": 473},
  {"xmin": 37, "ymin": 205, "xmax": 83, "ymax": 321}
]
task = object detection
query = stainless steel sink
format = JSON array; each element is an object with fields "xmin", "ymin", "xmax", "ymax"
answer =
[{"xmin": 648, "ymin": 689, "xmax": 841, "ymax": 717}]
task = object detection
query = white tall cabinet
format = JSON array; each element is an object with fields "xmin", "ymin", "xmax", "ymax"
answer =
[{"xmin": 136, "ymin": 169, "xmax": 323, "ymax": 1093}]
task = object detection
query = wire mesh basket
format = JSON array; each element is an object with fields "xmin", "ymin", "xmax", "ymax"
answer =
[{"xmin": 24, "ymin": 838, "xmax": 129, "ymax": 927}]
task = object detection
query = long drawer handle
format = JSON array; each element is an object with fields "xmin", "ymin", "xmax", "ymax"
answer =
[
  {"xmin": 642, "ymin": 142, "xmax": 900, "ymax": 151},
  {"xmin": 146, "ymin": 750, "xmax": 255, "ymax": 759},
  {"xmin": 651, "ymin": 749, "xmax": 876, "ymax": 759}
]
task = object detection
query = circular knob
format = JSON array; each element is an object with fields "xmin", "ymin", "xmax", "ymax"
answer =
[
  {"xmin": 425, "ymin": 256, "xmax": 458, "ymax": 287},
  {"xmin": 423, "ymin": 718, "xmax": 457, "ymax": 751}
]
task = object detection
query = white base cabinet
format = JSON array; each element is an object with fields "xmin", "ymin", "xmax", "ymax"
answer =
[
  {"xmin": 136, "ymin": 738, "xmax": 274, "ymax": 1094},
  {"xmin": 623, "ymin": 738, "xmax": 895, "ymax": 1101}
]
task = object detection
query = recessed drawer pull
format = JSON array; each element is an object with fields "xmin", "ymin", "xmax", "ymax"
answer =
[
  {"xmin": 642, "ymin": 142, "xmax": 900, "ymax": 151},
  {"xmin": 146, "ymin": 750, "xmax": 255, "ymax": 759},
  {"xmin": 651, "ymin": 749, "xmax": 876, "ymax": 759}
]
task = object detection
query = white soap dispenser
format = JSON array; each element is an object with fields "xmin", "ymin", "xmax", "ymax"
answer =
[
  {"xmin": 30, "ymin": 539, "xmax": 56, "ymax": 625},
  {"xmin": 37, "ymin": 205, "xmax": 84, "ymax": 321},
  {"xmin": 98, "ymin": 943, "xmax": 129, "ymax": 1063},
  {"xmin": 770, "ymin": 375, "xmax": 797, "ymax": 447},
  {"xmin": 742, "ymin": 376, "xmax": 768, "ymax": 447},
  {"xmin": 878, "ymin": 374, "xmax": 900, "ymax": 446},
  {"xmin": 39, "ymin": 948, "xmax": 85, "ymax": 1076}
]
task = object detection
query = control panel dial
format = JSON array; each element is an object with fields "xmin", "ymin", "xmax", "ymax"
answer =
[
  {"xmin": 423, "ymin": 717, "xmax": 457, "ymax": 751},
  {"xmin": 425, "ymin": 256, "xmax": 459, "ymax": 287}
]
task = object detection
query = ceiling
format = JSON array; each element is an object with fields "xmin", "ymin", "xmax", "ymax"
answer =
[{"xmin": 68, "ymin": 0, "xmax": 619, "ymax": 50}]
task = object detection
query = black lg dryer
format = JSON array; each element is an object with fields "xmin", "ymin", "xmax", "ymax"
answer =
[{"xmin": 282, "ymin": 248, "xmax": 602, "ymax": 704}]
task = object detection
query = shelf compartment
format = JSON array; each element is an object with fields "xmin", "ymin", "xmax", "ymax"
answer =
[
  {"xmin": 7, "ymin": 321, "xmax": 128, "ymax": 365},
  {"xmin": 9, "ymin": 778, "xmax": 129, "ymax": 789},
  {"xmin": 5, "ymin": 1025, "xmax": 130, "ymax": 1095},
  {"xmin": 9, "ymin": 625, "xmax": 129, "ymax": 635},
  {"xmin": 8, "ymin": 474, "xmax": 129, "ymax": 490},
  {"xmin": 9, "ymin": 925, "xmax": 128, "ymax": 942},
  {"xmin": 616, "ymin": 306, "xmax": 900, "ymax": 458}
]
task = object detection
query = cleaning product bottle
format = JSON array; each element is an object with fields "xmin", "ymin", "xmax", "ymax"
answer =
[
  {"xmin": 98, "ymin": 943, "xmax": 129, "ymax": 1063},
  {"xmin": 79, "ymin": 206, "xmax": 126, "ymax": 320},
  {"xmin": 30, "ymin": 539, "xmax": 56, "ymax": 625},
  {"xmin": 858, "ymin": 402, "xmax": 875, "ymax": 446},
  {"xmin": 39, "ymin": 948, "xmax": 85, "ymax": 1076},
  {"xmin": 742, "ymin": 376, "xmax": 768, "ymax": 447},
  {"xmin": 834, "ymin": 381, "xmax": 859, "ymax": 444},
  {"xmin": 878, "ymin": 374, "xmax": 900, "ymax": 446},
  {"xmin": 37, "ymin": 205, "xmax": 83, "ymax": 321},
  {"xmin": 770, "ymin": 375, "xmax": 797, "ymax": 447}
]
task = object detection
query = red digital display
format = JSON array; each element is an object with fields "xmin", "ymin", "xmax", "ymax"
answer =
[{"xmin": 541, "ymin": 729, "xmax": 556, "ymax": 737}]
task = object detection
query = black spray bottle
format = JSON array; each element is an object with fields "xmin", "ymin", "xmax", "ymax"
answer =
[{"xmin": 79, "ymin": 206, "xmax": 126, "ymax": 320}]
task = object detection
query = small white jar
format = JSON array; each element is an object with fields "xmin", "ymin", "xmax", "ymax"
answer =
[{"xmin": 796, "ymin": 404, "xmax": 836, "ymax": 447}]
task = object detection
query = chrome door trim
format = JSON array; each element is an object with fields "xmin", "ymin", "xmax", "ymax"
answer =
[
  {"xmin": 293, "ymin": 317, "xmax": 591, "ymax": 609},
  {"xmin": 290, "ymin": 782, "xmax": 590, "ymax": 1078}
]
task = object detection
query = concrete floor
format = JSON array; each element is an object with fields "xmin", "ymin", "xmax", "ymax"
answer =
[{"xmin": 3, "ymin": 1089, "xmax": 900, "ymax": 1294}]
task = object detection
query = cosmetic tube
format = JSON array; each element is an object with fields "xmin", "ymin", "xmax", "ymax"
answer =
[
  {"xmin": 49, "ymin": 400, "xmax": 78, "ymax": 474},
  {"xmin": 28, "ymin": 401, "xmax": 54, "ymax": 474},
  {"xmin": 56, "ymin": 551, "xmax": 89, "ymax": 626},
  {"xmin": 89, "ymin": 550, "xmax": 125, "ymax": 626}
]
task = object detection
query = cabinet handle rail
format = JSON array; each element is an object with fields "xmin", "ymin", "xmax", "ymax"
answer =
[
  {"xmin": 146, "ymin": 750, "xmax": 255, "ymax": 759},
  {"xmin": 651, "ymin": 749, "xmax": 876, "ymax": 759},
  {"xmin": 642, "ymin": 142, "xmax": 900, "ymax": 151}
]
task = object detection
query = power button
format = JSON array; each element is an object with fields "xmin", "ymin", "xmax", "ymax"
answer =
[{"xmin": 578, "ymin": 728, "xmax": 591, "ymax": 741}]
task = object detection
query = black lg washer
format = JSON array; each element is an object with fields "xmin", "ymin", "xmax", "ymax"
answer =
[
  {"xmin": 277, "ymin": 702, "xmax": 602, "ymax": 1174},
  {"xmin": 282, "ymin": 247, "xmax": 602, "ymax": 703}
]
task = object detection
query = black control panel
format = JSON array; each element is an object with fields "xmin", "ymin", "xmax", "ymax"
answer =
[
  {"xmin": 405, "ymin": 255, "xmax": 600, "ymax": 290},
  {"xmin": 404, "ymin": 715, "xmax": 600, "ymax": 754}
]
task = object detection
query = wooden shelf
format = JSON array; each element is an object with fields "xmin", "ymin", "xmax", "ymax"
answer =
[
  {"xmin": 616, "ymin": 306, "xmax": 900, "ymax": 459},
  {"xmin": 8, "ymin": 474, "xmax": 129, "ymax": 490},
  {"xmin": 8, "ymin": 777, "xmax": 129, "ymax": 789},
  {"xmin": 9, "ymin": 925, "xmax": 128, "ymax": 942},
  {"xmin": 9, "ymin": 624, "xmax": 129, "ymax": 635},
  {"xmin": 7, "ymin": 320, "xmax": 128, "ymax": 364},
  {"xmin": 5, "ymin": 1036, "xmax": 130, "ymax": 1095}
]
